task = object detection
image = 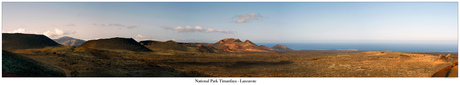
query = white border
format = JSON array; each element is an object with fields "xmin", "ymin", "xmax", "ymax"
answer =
[
  {"xmin": 0, "ymin": 0, "xmax": 459, "ymax": 2},
  {"xmin": 1, "ymin": 0, "xmax": 459, "ymax": 85}
]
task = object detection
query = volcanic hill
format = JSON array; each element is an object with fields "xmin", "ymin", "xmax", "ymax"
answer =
[
  {"xmin": 53, "ymin": 36, "xmax": 85, "ymax": 46},
  {"xmin": 78, "ymin": 37, "xmax": 152, "ymax": 52},
  {"xmin": 2, "ymin": 33, "xmax": 62, "ymax": 51},
  {"xmin": 139, "ymin": 40, "xmax": 198, "ymax": 52},
  {"xmin": 271, "ymin": 44, "xmax": 293, "ymax": 51},
  {"xmin": 212, "ymin": 38, "xmax": 270, "ymax": 52},
  {"xmin": 259, "ymin": 45, "xmax": 273, "ymax": 50},
  {"xmin": 179, "ymin": 42, "xmax": 222, "ymax": 53},
  {"xmin": 2, "ymin": 50, "xmax": 69, "ymax": 77}
]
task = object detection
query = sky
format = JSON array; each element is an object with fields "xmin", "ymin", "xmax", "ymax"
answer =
[{"xmin": 2, "ymin": 2, "xmax": 458, "ymax": 44}]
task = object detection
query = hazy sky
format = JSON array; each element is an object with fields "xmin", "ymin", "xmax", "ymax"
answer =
[{"xmin": 2, "ymin": 2, "xmax": 458, "ymax": 43}]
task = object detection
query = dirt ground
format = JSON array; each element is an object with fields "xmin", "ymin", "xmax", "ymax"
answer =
[{"xmin": 11, "ymin": 47, "xmax": 458, "ymax": 77}]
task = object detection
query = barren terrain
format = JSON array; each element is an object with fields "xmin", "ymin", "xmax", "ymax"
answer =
[
  {"xmin": 2, "ymin": 33, "xmax": 457, "ymax": 77},
  {"xmin": 9, "ymin": 47, "xmax": 457, "ymax": 77}
]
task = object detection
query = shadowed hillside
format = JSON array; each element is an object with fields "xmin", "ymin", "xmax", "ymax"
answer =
[
  {"xmin": 179, "ymin": 42, "xmax": 222, "ymax": 53},
  {"xmin": 2, "ymin": 33, "xmax": 62, "ymax": 51},
  {"xmin": 139, "ymin": 40, "xmax": 198, "ymax": 52},
  {"xmin": 2, "ymin": 50, "xmax": 69, "ymax": 77},
  {"xmin": 78, "ymin": 37, "xmax": 152, "ymax": 52},
  {"xmin": 54, "ymin": 36, "xmax": 85, "ymax": 46}
]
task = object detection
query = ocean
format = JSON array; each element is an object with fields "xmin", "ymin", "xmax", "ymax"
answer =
[{"xmin": 258, "ymin": 43, "xmax": 458, "ymax": 52}]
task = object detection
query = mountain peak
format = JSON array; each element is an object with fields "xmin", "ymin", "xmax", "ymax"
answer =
[
  {"xmin": 53, "ymin": 36, "xmax": 85, "ymax": 46},
  {"xmin": 244, "ymin": 40, "xmax": 257, "ymax": 46},
  {"xmin": 60, "ymin": 36, "xmax": 72, "ymax": 38},
  {"xmin": 218, "ymin": 38, "xmax": 242, "ymax": 44},
  {"xmin": 55, "ymin": 36, "xmax": 75, "ymax": 40}
]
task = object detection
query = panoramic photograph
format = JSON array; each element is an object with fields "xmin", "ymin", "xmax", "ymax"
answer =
[{"xmin": 1, "ymin": 2, "xmax": 458, "ymax": 77}]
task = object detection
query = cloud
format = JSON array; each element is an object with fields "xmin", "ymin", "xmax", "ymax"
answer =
[
  {"xmin": 43, "ymin": 28, "xmax": 76, "ymax": 38},
  {"xmin": 234, "ymin": 13, "xmax": 264, "ymax": 23},
  {"xmin": 7, "ymin": 28, "xmax": 26, "ymax": 33},
  {"xmin": 93, "ymin": 23, "xmax": 138, "ymax": 29},
  {"xmin": 163, "ymin": 26, "xmax": 234, "ymax": 34},
  {"xmin": 64, "ymin": 23, "xmax": 76, "ymax": 26},
  {"xmin": 3, "ymin": 28, "xmax": 40, "ymax": 34},
  {"xmin": 3, "ymin": 28, "xmax": 76, "ymax": 38},
  {"xmin": 135, "ymin": 34, "xmax": 145, "ymax": 38},
  {"xmin": 127, "ymin": 26, "xmax": 138, "ymax": 29}
]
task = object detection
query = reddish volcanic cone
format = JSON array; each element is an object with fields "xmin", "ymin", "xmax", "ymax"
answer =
[
  {"xmin": 217, "ymin": 38, "xmax": 242, "ymax": 44},
  {"xmin": 259, "ymin": 45, "xmax": 273, "ymax": 50},
  {"xmin": 212, "ymin": 38, "xmax": 269, "ymax": 52},
  {"xmin": 244, "ymin": 40, "xmax": 257, "ymax": 46}
]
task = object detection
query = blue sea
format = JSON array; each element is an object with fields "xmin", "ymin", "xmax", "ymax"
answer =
[{"xmin": 259, "ymin": 43, "xmax": 458, "ymax": 52}]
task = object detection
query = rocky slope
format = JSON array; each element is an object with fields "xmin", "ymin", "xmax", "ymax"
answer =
[{"xmin": 432, "ymin": 61, "xmax": 458, "ymax": 77}]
